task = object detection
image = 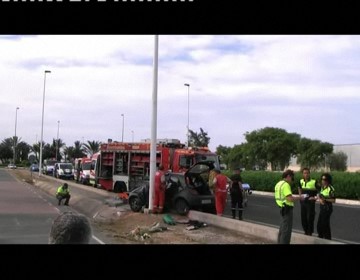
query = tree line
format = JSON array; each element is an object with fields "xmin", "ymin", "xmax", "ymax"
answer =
[
  {"xmin": 0, "ymin": 136, "xmax": 102, "ymax": 165},
  {"xmin": 216, "ymin": 127, "xmax": 348, "ymax": 172},
  {"xmin": 0, "ymin": 126, "xmax": 348, "ymax": 171}
]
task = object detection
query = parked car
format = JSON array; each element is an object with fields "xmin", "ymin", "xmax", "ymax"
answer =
[
  {"xmin": 53, "ymin": 162, "xmax": 75, "ymax": 180},
  {"xmin": 29, "ymin": 164, "xmax": 39, "ymax": 172},
  {"xmin": 128, "ymin": 161, "xmax": 216, "ymax": 215},
  {"xmin": 7, "ymin": 164, "xmax": 17, "ymax": 169},
  {"xmin": 43, "ymin": 159, "xmax": 57, "ymax": 175}
]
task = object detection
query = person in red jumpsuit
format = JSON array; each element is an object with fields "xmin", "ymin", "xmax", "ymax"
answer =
[
  {"xmin": 213, "ymin": 169, "xmax": 231, "ymax": 216},
  {"xmin": 153, "ymin": 164, "xmax": 166, "ymax": 214}
]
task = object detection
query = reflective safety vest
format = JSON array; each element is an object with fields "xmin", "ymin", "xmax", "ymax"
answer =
[
  {"xmin": 56, "ymin": 186, "xmax": 70, "ymax": 196},
  {"xmin": 320, "ymin": 185, "xmax": 335, "ymax": 199},
  {"xmin": 300, "ymin": 179, "xmax": 317, "ymax": 190},
  {"xmin": 274, "ymin": 180, "xmax": 294, "ymax": 208}
]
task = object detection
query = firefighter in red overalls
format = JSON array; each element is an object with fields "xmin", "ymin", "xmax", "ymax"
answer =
[
  {"xmin": 213, "ymin": 169, "xmax": 230, "ymax": 216},
  {"xmin": 153, "ymin": 164, "xmax": 166, "ymax": 214}
]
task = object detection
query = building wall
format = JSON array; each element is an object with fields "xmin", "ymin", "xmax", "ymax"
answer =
[{"xmin": 287, "ymin": 144, "xmax": 360, "ymax": 172}]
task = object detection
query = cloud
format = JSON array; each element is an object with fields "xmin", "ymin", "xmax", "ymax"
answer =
[{"xmin": 2, "ymin": 35, "xmax": 360, "ymax": 154}]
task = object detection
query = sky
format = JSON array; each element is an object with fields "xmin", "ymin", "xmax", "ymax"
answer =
[{"xmin": 1, "ymin": 35, "xmax": 360, "ymax": 153}]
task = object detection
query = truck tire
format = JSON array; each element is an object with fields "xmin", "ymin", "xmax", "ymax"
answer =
[
  {"xmin": 175, "ymin": 198, "xmax": 189, "ymax": 216},
  {"xmin": 129, "ymin": 196, "xmax": 143, "ymax": 212}
]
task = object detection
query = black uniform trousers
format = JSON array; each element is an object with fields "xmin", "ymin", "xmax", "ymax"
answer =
[
  {"xmin": 317, "ymin": 204, "xmax": 333, "ymax": 240},
  {"xmin": 230, "ymin": 189, "xmax": 243, "ymax": 220},
  {"xmin": 300, "ymin": 199, "xmax": 316, "ymax": 235}
]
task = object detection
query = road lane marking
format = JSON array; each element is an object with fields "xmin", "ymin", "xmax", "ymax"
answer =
[{"xmin": 92, "ymin": 235, "xmax": 105, "ymax": 244}]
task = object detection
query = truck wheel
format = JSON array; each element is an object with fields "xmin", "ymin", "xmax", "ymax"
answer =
[
  {"xmin": 129, "ymin": 197, "xmax": 143, "ymax": 212},
  {"xmin": 175, "ymin": 199, "xmax": 189, "ymax": 216}
]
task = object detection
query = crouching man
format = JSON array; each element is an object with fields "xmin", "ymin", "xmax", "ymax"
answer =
[{"xmin": 56, "ymin": 183, "xmax": 71, "ymax": 206}]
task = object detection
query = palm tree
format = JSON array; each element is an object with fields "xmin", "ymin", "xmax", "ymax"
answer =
[
  {"xmin": 52, "ymin": 138, "xmax": 66, "ymax": 161},
  {"xmin": 73, "ymin": 140, "xmax": 86, "ymax": 158},
  {"xmin": 30, "ymin": 143, "xmax": 40, "ymax": 161},
  {"xmin": 83, "ymin": 140, "xmax": 101, "ymax": 157}
]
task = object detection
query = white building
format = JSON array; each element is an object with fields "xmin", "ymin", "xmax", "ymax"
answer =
[{"xmin": 287, "ymin": 143, "xmax": 360, "ymax": 172}]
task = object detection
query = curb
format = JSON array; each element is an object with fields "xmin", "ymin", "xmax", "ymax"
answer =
[
  {"xmin": 188, "ymin": 210, "xmax": 344, "ymax": 244},
  {"xmin": 30, "ymin": 174, "xmax": 119, "ymax": 219}
]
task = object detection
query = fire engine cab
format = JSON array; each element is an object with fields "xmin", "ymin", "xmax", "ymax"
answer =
[{"xmin": 89, "ymin": 139, "xmax": 219, "ymax": 193}]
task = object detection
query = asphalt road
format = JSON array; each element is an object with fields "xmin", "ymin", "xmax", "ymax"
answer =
[
  {"xmin": 0, "ymin": 169, "xmax": 107, "ymax": 244},
  {"xmin": 223, "ymin": 193, "xmax": 360, "ymax": 244}
]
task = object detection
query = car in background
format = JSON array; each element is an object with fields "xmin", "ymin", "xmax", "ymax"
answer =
[
  {"xmin": 53, "ymin": 162, "xmax": 74, "ymax": 180},
  {"xmin": 43, "ymin": 159, "xmax": 57, "ymax": 176},
  {"xmin": 128, "ymin": 161, "xmax": 216, "ymax": 215},
  {"xmin": 29, "ymin": 163, "xmax": 39, "ymax": 172},
  {"xmin": 7, "ymin": 164, "xmax": 17, "ymax": 169}
]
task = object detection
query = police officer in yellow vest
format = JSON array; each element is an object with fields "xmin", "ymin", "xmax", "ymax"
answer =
[
  {"xmin": 317, "ymin": 173, "xmax": 336, "ymax": 240},
  {"xmin": 275, "ymin": 169, "xmax": 304, "ymax": 244},
  {"xmin": 56, "ymin": 183, "xmax": 71, "ymax": 206},
  {"xmin": 298, "ymin": 167, "xmax": 319, "ymax": 236}
]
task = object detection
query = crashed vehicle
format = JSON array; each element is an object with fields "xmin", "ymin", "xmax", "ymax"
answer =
[{"xmin": 128, "ymin": 161, "xmax": 216, "ymax": 215}]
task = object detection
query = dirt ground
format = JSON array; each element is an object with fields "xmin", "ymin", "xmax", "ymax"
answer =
[
  {"xmin": 92, "ymin": 205, "xmax": 273, "ymax": 244},
  {"xmin": 10, "ymin": 168, "xmax": 273, "ymax": 244}
]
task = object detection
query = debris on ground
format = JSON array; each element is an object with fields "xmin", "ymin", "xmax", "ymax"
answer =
[
  {"xmin": 130, "ymin": 221, "xmax": 169, "ymax": 240},
  {"xmin": 185, "ymin": 220, "xmax": 207, "ymax": 231},
  {"xmin": 163, "ymin": 214, "xmax": 176, "ymax": 225},
  {"xmin": 175, "ymin": 218, "xmax": 190, "ymax": 224}
]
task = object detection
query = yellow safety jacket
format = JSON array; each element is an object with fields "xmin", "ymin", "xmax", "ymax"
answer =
[
  {"xmin": 275, "ymin": 180, "xmax": 294, "ymax": 208},
  {"xmin": 300, "ymin": 179, "xmax": 317, "ymax": 190},
  {"xmin": 56, "ymin": 186, "xmax": 70, "ymax": 196}
]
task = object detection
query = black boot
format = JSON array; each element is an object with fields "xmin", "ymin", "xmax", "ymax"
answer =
[
  {"xmin": 231, "ymin": 210, "xmax": 236, "ymax": 219},
  {"xmin": 238, "ymin": 210, "xmax": 243, "ymax": 220}
]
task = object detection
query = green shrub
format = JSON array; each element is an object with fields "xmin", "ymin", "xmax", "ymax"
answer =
[{"xmin": 223, "ymin": 171, "xmax": 360, "ymax": 200}]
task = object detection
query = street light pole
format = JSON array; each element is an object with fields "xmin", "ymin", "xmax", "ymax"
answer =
[
  {"xmin": 184, "ymin": 83, "xmax": 190, "ymax": 147},
  {"xmin": 56, "ymin": 120, "xmax": 60, "ymax": 161},
  {"xmin": 13, "ymin": 107, "xmax": 19, "ymax": 164},
  {"xmin": 131, "ymin": 130, "xmax": 134, "ymax": 142},
  {"xmin": 39, "ymin": 70, "xmax": 51, "ymax": 176},
  {"xmin": 121, "ymin": 113, "xmax": 124, "ymax": 142}
]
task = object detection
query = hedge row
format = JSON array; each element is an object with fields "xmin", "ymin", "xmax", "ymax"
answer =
[{"xmin": 223, "ymin": 170, "xmax": 360, "ymax": 200}]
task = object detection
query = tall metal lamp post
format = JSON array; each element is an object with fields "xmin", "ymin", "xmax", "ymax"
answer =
[
  {"xmin": 13, "ymin": 107, "xmax": 20, "ymax": 164},
  {"xmin": 39, "ymin": 70, "xmax": 51, "ymax": 176},
  {"xmin": 121, "ymin": 113, "xmax": 124, "ymax": 142},
  {"xmin": 56, "ymin": 120, "xmax": 60, "ymax": 161},
  {"xmin": 184, "ymin": 83, "xmax": 190, "ymax": 146}
]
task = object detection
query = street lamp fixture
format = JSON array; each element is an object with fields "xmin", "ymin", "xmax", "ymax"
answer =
[
  {"xmin": 13, "ymin": 107, "xmax": 20, "ymax": 164},
  {"xmin": 39, "ymin": 70, "xmax": 51, "ymax": 176},
  {"xmin": 121, "ymin": 113, "xmax": 124, "ymax": 142},
  {"xmin": 184, "ymin": 83, "xmax": 190, "ymax": 147}
]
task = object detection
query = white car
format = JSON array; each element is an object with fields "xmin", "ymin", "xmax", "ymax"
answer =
[
  {"xmin": 53, "ymin": 162, "xmax": 74, "ymax": 180},
  {"xmin": 7, "ymin": 164, "xmax": 17, "ymax": 169}
]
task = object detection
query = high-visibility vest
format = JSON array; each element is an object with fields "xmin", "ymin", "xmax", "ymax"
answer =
[
  {"xmin": 274, "ymin": 180, "xmax": 294, "ymax": 208},
  {"xmin": 300, "ymin": 179, "xmax": 317, "ymax": 190},
  {"xmin": 56, "ymin": 186, "xmax": 70, "ymax": 196},
  {"xmin": 320, "ymin": 185, "xmax": 335, "ymax": 199}
]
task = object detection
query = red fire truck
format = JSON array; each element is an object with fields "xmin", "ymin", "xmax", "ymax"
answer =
[{"xmin": 89, "ymin": 139, "xmax": 219, "ymax": 193}]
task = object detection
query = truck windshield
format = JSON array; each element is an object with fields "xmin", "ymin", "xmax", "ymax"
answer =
[
  {"xmin": 46, "ymin": 160, "xmax": 57, "ymax": 166},
  {"xmin": 82, "ymin": 162, "xmax": 92, "ymax": 170},
  {"xmin": 61, "ymin": 164, "xmax": 73, "ymax": 169},
  {"xmin": 195, "ymin": 154, "xmax": 219, "ymax": 168}
]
